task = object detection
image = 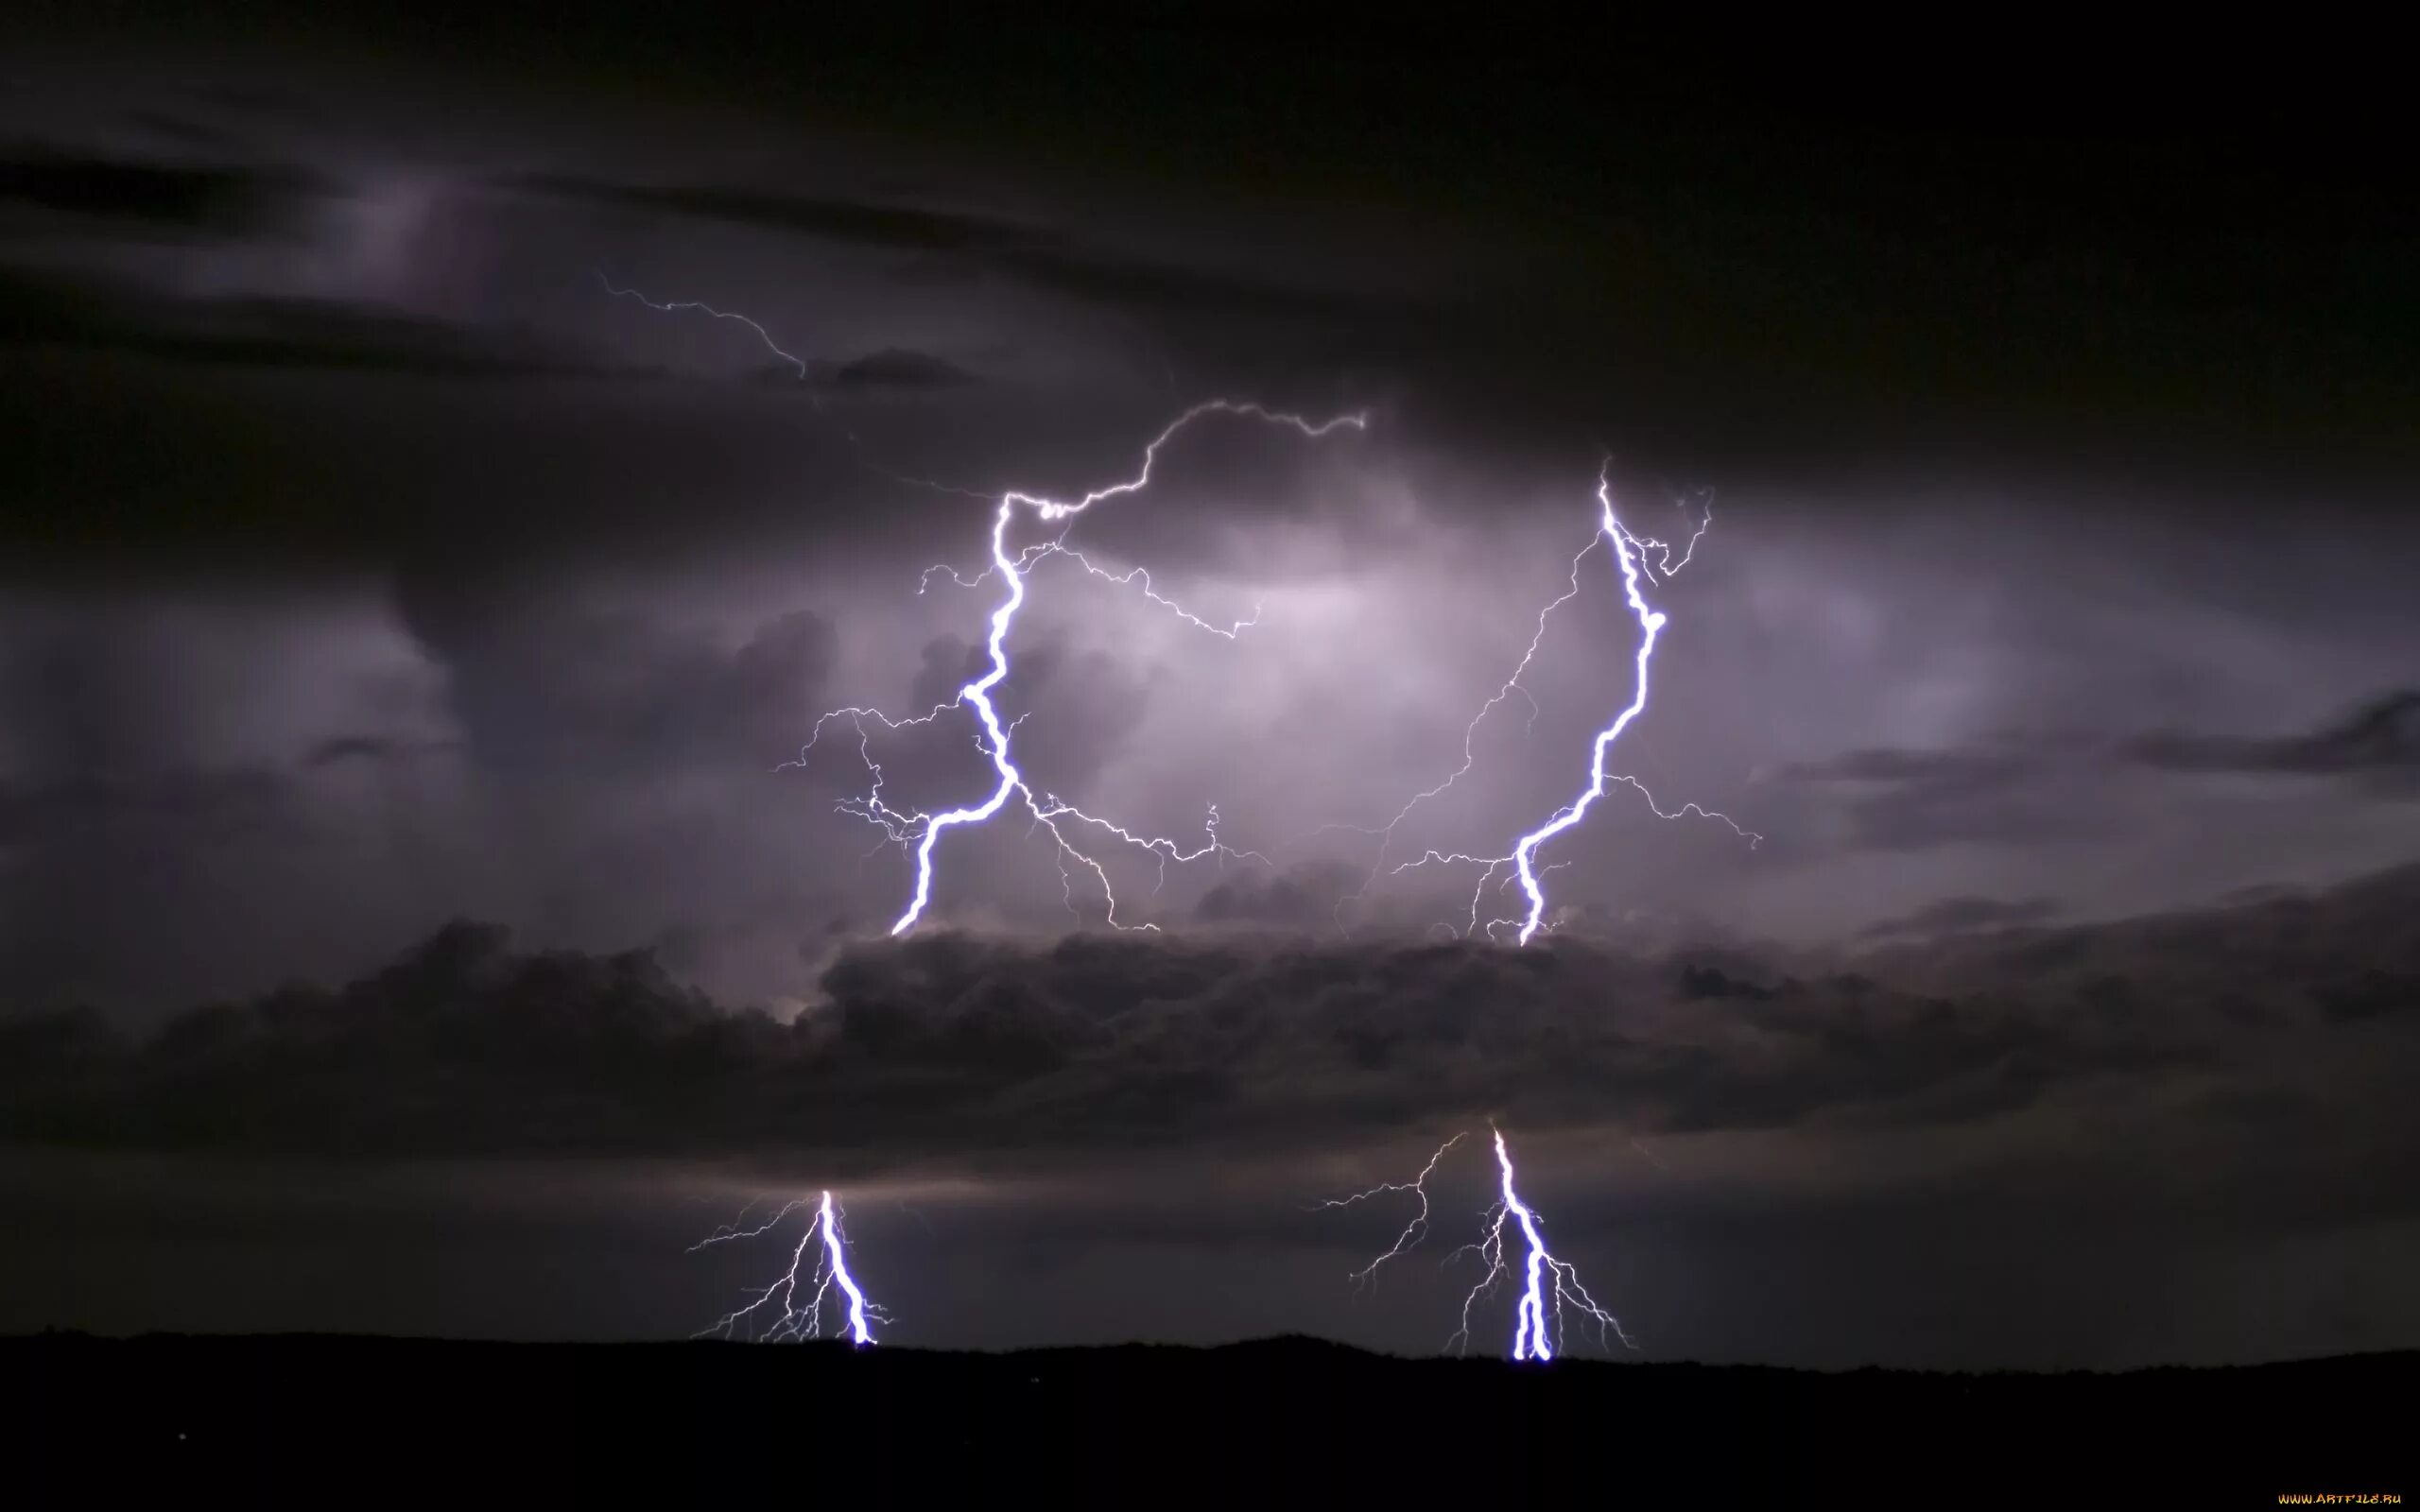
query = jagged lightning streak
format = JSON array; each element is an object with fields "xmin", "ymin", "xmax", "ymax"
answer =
[
  {"xmin": 1312, "ymin": 1130, "xmax": 1465, "ymax": 1289},
  {"xmin": 694, "ymin": 1190, "xmax": 885, "ymax": 1346},
  {"xmin": 1475, "ymin": 1125, "xmax": 1631, "ymax": 1361},
  {"xmin": 1321, "ymin": 1125, "xmax": 1631, "ymax": 1361},
  {"xmin": 1500, "ymin": 468, "xmax": 1670, "ymax": 946},
  {"xmin": 1318, "ymin": 530, "xmax": 1600, "ymax": 930},
  {"xmin": 841, "ymin": 399, "xmax": 1364, "ymax": 936},
  {"xmin": 598, "ymin": 279, "xmax": 1357, "ymax": 933},
  {"xmin": 1363, "ymin": 464, "xmax": 1758, "ymax": 943},
  {"xmin": 596, "ymin": 271, "xmax": 810, "ymax": 380}
]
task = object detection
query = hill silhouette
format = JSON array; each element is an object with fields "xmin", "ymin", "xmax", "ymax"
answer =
[{"xmin": 13, "ymin": 1332, "xmax": 2410, "ymax": 1502}]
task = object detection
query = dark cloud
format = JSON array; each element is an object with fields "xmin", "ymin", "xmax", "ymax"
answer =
[
  {"xmin": 521, "ymin": 173, "xmax": 1393, "ymax": 328},
  {"xmin": 521, "ymin": 176, "xmax": 1036, "ymax": 258},
  {"xmin": 829, "ymin": 348, "xmax": 977, "ymax": 390},
  {"xmin": 121, "ymin": 110, "xmax": 249, "ymax": 152},
  {"xmin": 1770, "ymin": 689, "xmax": 2420, "ymax": 854},
  {"xmin": 405, "ymin": 606, "xmax": 839, "ymax": 779},
  {"xmin": 0, "ymin": 266, "xmax": 631, "ymax": 380},
  {"xmin": 0, "ymin": 767, "xmax": 297, "ymax": 848},
  {"xmin": 302, "ymin": 734, "xmax": 459, "ymax": 768},
  {"xmin": 1858, "ymin": 895, "xmax": 2063, "ymax": 942},
  {"xmin": 1194, "ymin": 860, "xmax": 1361, "ymax": 928},
  {"xmin": 7, "ymin": 861, "xmax": 2413, "ymax": 1170},
  {"xmin": 0, "ymin": 19, "xmax": 2415, "ymax": 1367},
  {"xmin": 182, "ymin": 83, "xmax": 323, "ymax": 124},
  {"xmin": 1849, "ymin": 861, "xmax": 2420, "ymax": 1010},
  {"xmin": 1769, "ymin": 740, "xmax": 2092, "ymax": 852},
  {"xmin": 0, "ymin": 143, "xmax": 327, "ymax": 238},
  {"xmin": 2124, "ymin": 688, "xmax": 2420, "ymax": 782}
]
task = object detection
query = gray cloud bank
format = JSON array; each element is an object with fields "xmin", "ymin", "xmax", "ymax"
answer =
[{"xmin": 6, "ymin": 862, "xmax": 2412, "ymax": 1183}]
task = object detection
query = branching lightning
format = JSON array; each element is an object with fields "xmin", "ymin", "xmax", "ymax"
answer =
[
  {"xmin": 600, "ymin": 277, "xmax": 1755, "ymax": 946},
  {"xmin": 603, "ymin": 278, "xmax": 1360, "ymax": 930},
  {"xmin": 1312, "ymin": 1129, "xmax": 1465, "ymax": 1288},
  {"xmin": 607, "ymin": 284, "xmax": 1760, "ymax": 1363},
  {"xmin": 1322, "ymin": 1125, "xmax": 1633, "ymax": 1361},
  {"xmin": 1340, "ymin": 463, "xmax": 1759, "ymax": 942},
  {"xmin": 695, "ymin": 1190, "xmax": 886, "ymax": 1346},
  {"xmin": 775, "ymin": 397, "xmax": 1365, "ymax": 935}
]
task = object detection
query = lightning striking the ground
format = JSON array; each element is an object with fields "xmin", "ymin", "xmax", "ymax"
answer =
[
  {"xmin": 694, "ymin": 1191, "xmax": 885, "ymax": 1346},
  {"xmin": 1322, "ymin": 1125, "xmax": 1633, "ymax": 1361},
  {"xmin": 606, "ymin": 284, "xmax": 1754, "ymax": 1364}
]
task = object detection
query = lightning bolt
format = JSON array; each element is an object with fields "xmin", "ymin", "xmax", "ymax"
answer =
[
  {"xmin": 1346, "ymin": 462, "xmax": 1759, "ymax": 943},
  {"xmin": 1312, "ymin": 1129, "xmax": 1466, "ymax": 1289},
  {"xmin": 1322, "ymin": 1125, "xmax": 1632, "ymax": 1361},
  {"xmin": 599, "ymin": 279, "xmax": 1358, "ymax": 933},
  {"xmin": 602, "ymin": 286, "xmax": 1757, "ymax": 1361},
  {"xmin": 694, "ymin": 1190, "xmax": 886, "ymax": 1346},
  {"xmin": 801, "ymin": 399, "xmax": 1364, "ymax": 936},
  {"xmin": 596, "ymin": 270, "xmax": 810, "ymax": 380}
]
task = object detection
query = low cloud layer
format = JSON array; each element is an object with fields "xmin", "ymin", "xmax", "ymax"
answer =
[{"xmin": 8, "ymin": 863, "xmax": 2412, "ymax": 1183}]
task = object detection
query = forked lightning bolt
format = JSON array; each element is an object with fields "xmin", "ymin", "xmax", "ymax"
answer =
[
  {"xmin": 610, "ymin": 284, "xmax": 1742, "ymax": 1363},
  {"xmin": 813, "ymin": 399, "xmax": 1364, "ymax": 935},
  {"xmin": 602, "ymin": 278, "xmax": 1752, "ymax": 944},
  {"xmin": 1360, "ymin": 462, "xmax": 1759, "ymax": 943},
  {"xmin": 603, "ymin": 279, "xmax": 1357, "ymax": 932},
  {"xmin": 695, "ymin": 1190, "xmax": 886, "ymax": 1346},
  {"xmin": 1311, "ymin": 1129, "xmax": 1466, "ymax": 1288},
  {"xmin": 1322, "ymin": 1126, "xmax": 1633, "ymax": 1361}
]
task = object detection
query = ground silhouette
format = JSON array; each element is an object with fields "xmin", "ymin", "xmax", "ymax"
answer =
[{"xmin": 13, "ymin": 1332, "xmax": 2410, "ymax": 1501}]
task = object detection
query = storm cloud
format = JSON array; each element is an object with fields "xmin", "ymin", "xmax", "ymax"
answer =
[
  {"xmin": 8, "ymin": 864, "xmax": 2412, "ymax": 1177},
  {"xmin": 2, "ymin": 9, "xmax": 2416, "ymax": 1368}
]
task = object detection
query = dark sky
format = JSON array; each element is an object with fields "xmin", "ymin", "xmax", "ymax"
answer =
[{"xmin": 2, "ymin": 7, "xmax": 2415, "ymax": 1366}]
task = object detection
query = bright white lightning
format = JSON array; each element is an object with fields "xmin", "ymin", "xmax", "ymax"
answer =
[
  {"xmin": 1502, "ymin": 468, "xmax": 1672, "ymax": 945},
  {"xmin": 1322, "ymin": 1125, "xmax": 1632, "ymax": 1361},
  {"xmin": 598, "ymin": 277, "xmax": 1358, "ymax": 932},
  {"xmin": 1351, "ymin": 464, "xmax": 1758, "ymax": 943},
  {"xmin": 696, "ymin": 1190, "xmax": 886, "ymax": 1346},
  {"xmin": 602, "ymin": 277, "xmax": 1751, "ymax": 943},
  {"xmin": 821, "ymin": 399, "xmax": 1365, "ymax": 936},
  {"xmin": 1478, "ymin": 1125, "xmax": 1630, "ymax": 1361}
]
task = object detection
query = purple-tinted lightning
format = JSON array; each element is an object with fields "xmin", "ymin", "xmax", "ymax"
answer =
[
  {"xmin": 1322, "ymin": 1125, "xmax": 1632, "ymax": 1361},
  {"xmin": 695, "ymin": 1190, "xmax": 885, "ymax": 1346},
  {"xmin": 1353, "ymin": 463, "xmax": 1758, "ymax": 943},
  {"xmin": 596, "ymin": 271, "xmax": 810, "ymax": 380},
  {"xmin": 1500, "ymin": 469, "xmax": 1671, "ymax": 945},
  {"xmin": 598, "ymin": 278, "xmax": 1361, "ymax": 932},
  {"xmin": 1475, "ymin": 1125, "xmax": 1630, "ymax": 1361},
  {"xmin": 1312, "ymin": 1129, "xmax": 1465, "ymax": 1289},
  {"xmin": 811, "ymin": 399, "xmax": 1364, "ymax": 936}
]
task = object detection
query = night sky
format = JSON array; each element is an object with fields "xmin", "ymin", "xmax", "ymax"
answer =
[{"xmin": 3, "ymin": 8, "xmax": 2415, "ymax": 1367}]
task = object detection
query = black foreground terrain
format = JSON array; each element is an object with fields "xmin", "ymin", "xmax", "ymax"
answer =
[{"xmin": 15, "ymin": 1332, "xmax": 2411, "ymax": 1503}]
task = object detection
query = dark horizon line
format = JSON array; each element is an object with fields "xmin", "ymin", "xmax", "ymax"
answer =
[{"xmin": 15, "ymin": 1329, "xmax": 2417, "ymax": 1378}]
